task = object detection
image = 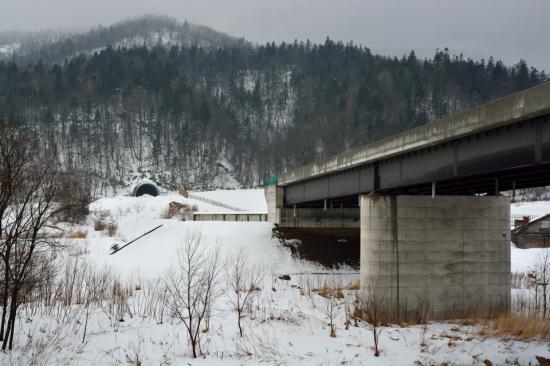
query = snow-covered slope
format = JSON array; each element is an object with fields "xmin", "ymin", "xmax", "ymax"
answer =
[{"xmin": 85, "ymin": 190, "xmax": 292, "ymax": 279}]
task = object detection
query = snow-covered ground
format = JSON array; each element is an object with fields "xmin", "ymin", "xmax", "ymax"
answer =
[
  {"xmin": 512, "ymin": 200, "xmax": 550, "ymax": 217},
  {"xmin": 3, "ymin": 193, "xmax": 550, "ymax": 365}
]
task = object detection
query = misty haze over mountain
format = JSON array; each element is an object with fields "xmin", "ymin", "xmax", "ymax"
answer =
[{"xmin": 1, "ymin": 0, "xmax": 549, "ymax": 72}]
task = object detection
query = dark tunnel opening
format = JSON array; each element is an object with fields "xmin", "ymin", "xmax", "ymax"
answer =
[{"xmin": 134, "ymin": 183, "xmax": 159, "ymax": 197}]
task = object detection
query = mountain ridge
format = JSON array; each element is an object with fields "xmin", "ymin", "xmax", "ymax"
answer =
[{"xmin": 0, "ymin": 15, "xmax": 245, "ymax": 64}]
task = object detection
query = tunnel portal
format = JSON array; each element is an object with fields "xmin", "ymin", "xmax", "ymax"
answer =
[{"xmin": 133, "ymin": 182, "xmax": 159, "ymax": 197}]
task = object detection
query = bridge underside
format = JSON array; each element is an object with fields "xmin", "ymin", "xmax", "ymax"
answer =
[
  {"xmin": 267, "ymin": 91, "xmax": 550, "ymax": 320},
  {"xmin": 285, "ymin": 114, "xmax": 550, "ymax": 208}
]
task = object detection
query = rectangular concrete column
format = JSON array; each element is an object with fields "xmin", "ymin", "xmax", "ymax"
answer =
[
  {"xmin": 360, "ymin": 195, "xmax": 511, "ymax": 320},
  {"xmin": 264, "ymin": 185, "xmax": 284, "ymax": 224}
]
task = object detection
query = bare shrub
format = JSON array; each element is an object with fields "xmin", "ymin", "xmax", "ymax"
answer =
[
  {"xmin": 162, "ymin": 202, "xmax": 197, "ymax": 220},
  {"xmin": 94, "ymin": 218, "xmax": 107, "ymax": 231},
  {"xmin": 162, "ymin": 230, "xmax": 220, "ymax": 358},
  {"xmin": 528, "ymin": 248, "xmax": 550, "ymax": 318},
  {"xmin": 324, "ymin": 284, "xmax": 339, "ymax": 337},
  {"xmin": 106, "ymin": 223, "xmax": 118, "ymax": 237},
  {"xmin": 54, "ymin": 172, "xmax": 92, "ymax": 224},
  {"xmin": 226, "ymin": 248, "xmax": 264, "ymax": 337},
  {"xmin": 357, "ymin": 281, "xmax": 388, "ymax": 357}
]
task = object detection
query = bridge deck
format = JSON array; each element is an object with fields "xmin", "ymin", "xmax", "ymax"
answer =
[
  {"xmin": 279, "ymin": 82, "xmax": 550, "ymax": 207},
  {"xmin": 279, "ymin": 81, "xmax": 550, "ymax": 187}
]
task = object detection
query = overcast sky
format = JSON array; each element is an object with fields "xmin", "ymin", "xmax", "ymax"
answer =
[{"xmin": 1, "ymin": 0, "xmax": 549, "ymax": 71}]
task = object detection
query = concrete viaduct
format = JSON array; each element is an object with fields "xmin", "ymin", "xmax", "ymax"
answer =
[{"xmin": 265, "ymin": 81, "xmax": 550, "ymax": 320}]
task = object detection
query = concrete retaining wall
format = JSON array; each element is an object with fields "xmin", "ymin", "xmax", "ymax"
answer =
[{"xmin": 360, "ymin": 194, "xmax": 511, "ymax": 320}]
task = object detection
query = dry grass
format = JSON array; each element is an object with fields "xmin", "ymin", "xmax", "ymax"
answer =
[
  {"xmin": 347, "ymin": 281, "xmax": 360, "ymax": 290},
  {"xmin": 68, "ymin": 229, "xmax": 87, "ymax": 239},
  {"xmin": 248, "ymin": 284, "xmax": 261, "ymax": 292},
  {"xmin": 162, "ymin": 201, "xmax": 197, "ymax": 219},
  {"xmin": 313, "ymin": 284, "xmax": 330, "ymax": 298},
  {"xmin": 483, "ymin": 313, "xmax": 550, "ymax": 341},
  {"xmin": 313, "ymin": 283, "xmax": 345, "ymax": 299}
]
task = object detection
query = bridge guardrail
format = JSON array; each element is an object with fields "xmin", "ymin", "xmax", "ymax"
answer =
[{"xmin": 280, "ymin": 208, "xmax": 360, "ymax": 228}]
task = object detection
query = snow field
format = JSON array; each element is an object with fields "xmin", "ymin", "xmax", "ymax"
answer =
[{"xmin": 2, "ymin": 193, "xmax": 550, "ymax": 365}]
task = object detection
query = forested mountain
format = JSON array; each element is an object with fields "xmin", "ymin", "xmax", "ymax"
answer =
[
  {"xmin": 0, "ymin": 15, "xmax": 242, "ymax": 64},
  {"xmin": 0, "ymin": 19, "xmax": 546, "ymax": 194}
]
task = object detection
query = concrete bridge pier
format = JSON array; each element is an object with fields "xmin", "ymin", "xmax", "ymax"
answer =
[{"xmin": 360, "ymin": 194, "xmax": 511, "ymax": 320}]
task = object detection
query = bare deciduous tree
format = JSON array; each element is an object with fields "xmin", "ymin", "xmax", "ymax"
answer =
[
  {"xmin": 320, "ymin": 279, "xmax": 339, "ymax": 338},
  {"xmin": 529, "ymin": 248, "xmax": 550, "ymax": 318},
  {"xmin": 226, "ymin": 248, "xmax": 264, "ymax": 338},
  {"xmin": 163, "ymin": 230, "xmax": 220, "ymax": 358},
  {"xmin": 0, "ymin": 121, "xmax": 90, "ymax": 350},
  {"xmin": 359, "ymin": 281, "xmax": 387, "ymax": 357}
]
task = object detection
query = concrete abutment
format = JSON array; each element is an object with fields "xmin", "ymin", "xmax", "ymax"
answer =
[
  {"xmin": 264, "ymin": 185, "xmax": 283, "ymax": 224},
  {"xmin": 360, "ymin": 194, "xmax": 511, "ymax": 320}
]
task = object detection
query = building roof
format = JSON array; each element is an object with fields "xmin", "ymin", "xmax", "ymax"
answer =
[{"xmin": 512, "ymin": 213, "xmax": 550, "ymax": 235}]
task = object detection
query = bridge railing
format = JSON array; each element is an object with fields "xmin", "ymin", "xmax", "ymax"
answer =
[{"xmin": 280, "ymin": 208, "xmax": 360, "ymax": 228}]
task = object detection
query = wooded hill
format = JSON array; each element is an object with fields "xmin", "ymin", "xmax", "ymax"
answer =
[
  {"xmin": 0, "ymin": 15, "xmax": 242, "ymax": 64},
  {"xmin": 0, "ymin": 17, "xmax": 546, "ymax": 193}
]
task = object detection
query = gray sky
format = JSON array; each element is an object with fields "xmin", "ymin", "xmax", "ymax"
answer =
[{"xmin": 1, "ymin": 0, "xmax": 549, "ymax": 71}]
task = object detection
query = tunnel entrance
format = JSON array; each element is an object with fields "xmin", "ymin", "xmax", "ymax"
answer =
[{"xmin": 133, "ymin": 182, "xmax": 159, "ymax": 197}]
